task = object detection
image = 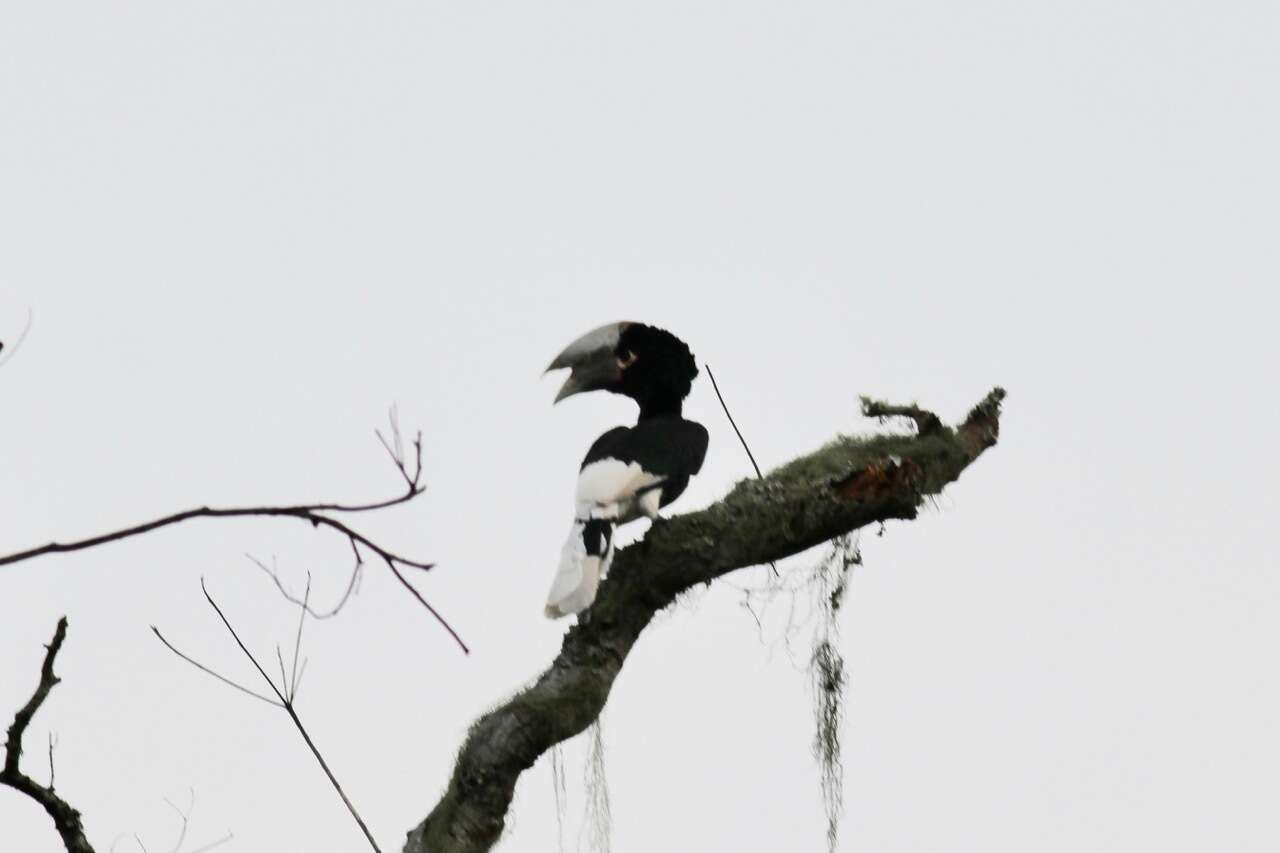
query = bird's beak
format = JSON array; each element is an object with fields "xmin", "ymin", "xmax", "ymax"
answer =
[{"xmin": 545, "ymin": 321, "xmax": 633, "ymax": 403}]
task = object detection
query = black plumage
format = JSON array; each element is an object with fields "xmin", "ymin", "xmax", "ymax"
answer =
[
  {"xmin": 544, "ymin": 322, "xmax": 709, "ymax": 618},
  {"xmin": 580, "ymin": 417, "xmax": 709, "ymax": 513}
]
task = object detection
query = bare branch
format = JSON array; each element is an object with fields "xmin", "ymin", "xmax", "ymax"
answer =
[
  {"xmin": 382, "ymin": 557, "xmax": 470, "ymax": 654},
  {"xmin": 1, "ymin": 617, "xmax": 97, "ymax": 853},
  {"xmin": 249, "ymin": 553, "xmax": 362, "ymax": 620},
  {"xmin": 0, "ymin": 502, "xmax": 426, "ymax": 571},
  {"xmin": 156, "ymin": 582, "xmax": 383, "ymax": 853},
  {"xmin": 0, "ymin": 424, "xmax": 466, "ymax": 653},
  {"xmin": 405, "ymin": 387, "xmax": 1007, "ymax": 853}
]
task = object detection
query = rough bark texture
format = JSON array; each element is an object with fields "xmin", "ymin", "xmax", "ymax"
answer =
[
  {"xmin": 2, "ymin": 617, "xmax": 97, "ymax": 853},
  {"xmin": 404, "ymin": 388, "xmax": 1005, "ymax": 853}
]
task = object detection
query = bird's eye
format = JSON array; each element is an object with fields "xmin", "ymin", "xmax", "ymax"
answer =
[{"xmin": 616, "ymin": 350, "xmax": 638, "ymax": 370}]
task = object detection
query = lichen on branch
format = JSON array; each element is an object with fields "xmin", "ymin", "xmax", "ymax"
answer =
[{"xmin": 405, "ymin": 387, "xmax": 1006, "ymax": 853}]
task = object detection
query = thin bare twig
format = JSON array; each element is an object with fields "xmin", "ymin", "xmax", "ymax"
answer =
[
  {"xmin": 704, "ymin": 364, "xmax": 764, "ymax": 479},
  {"xmin": 375, "ymin": 404, "xmax": 424, "ymax": 491},
  {"xmin": 198, "ymin": 581, "xmax": 288, "ymax": 705},
  {"xmin": 292, "ymin": 658, "xmax": 310, "ymax": 704},
  {"xmin": 48, "ymin": 733, "xmax": 57, "ymax": 791},
  {"xmin": 281, "ymin": 703, "xmax": 379, "ymax": 852},
  {"xmin": 156, "ymin": 788, "xmax": 230, "ymax": 853},
  {"xmin": 150, "ymin": 628, "xmax": 283, "ymax": 708},
  {"xmin": 704, "ymin": 364, "xmax": 779, "ymax": 578},
  {"xmin": 289, "ymin": 575, "xmax": 310, "ymax": 699},
  {"xmin": 248, "ymin": 553, "xmax": 362, "ymax": 620},
  {"xmin": 161, "ymin": 790, "xmax": 192, "ymax": 853},
  {"xmin": 0, "ymin": 307, "xmax": 33, "ymax": 369},
  {"xmin": 187, "ymin": 832, "xmax": 234, "ymax": 853},
  {"xmin": 155, "ymin": 581, "xmax": 383, "ymax": 853},
  {"xmin": 274, "ymin": 647, "xmax": 290, "ymax": 700},
  {"xmin": 382, "ymin": 557, "xmax": 471, "ymax": 653}
]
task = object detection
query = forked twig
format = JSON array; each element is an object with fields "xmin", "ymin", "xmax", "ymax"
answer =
[
  {"xmin": 248, "ymin": 552, "xmax": 362, "ymax": 621},
  {"xmin": 154, "ymin": 580, "xmax": 382, "ymax": 853},
  {"xmin": 375, "ymin": 404, "xmax": 424, "ymax": 491}
]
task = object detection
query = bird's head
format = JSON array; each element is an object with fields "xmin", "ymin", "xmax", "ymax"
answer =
[{"xmin": 546, "ymin": 321, "xmax": 698, "ymax": 415}]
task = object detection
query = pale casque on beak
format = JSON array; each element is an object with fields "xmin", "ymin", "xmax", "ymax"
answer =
[{"xmin": 545, "ymin": 321, "xmax": 635, "ymax": 403}]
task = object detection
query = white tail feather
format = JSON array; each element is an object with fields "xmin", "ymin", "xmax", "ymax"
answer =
[{"xmin": 544, "ymin": 519, "xmax": 616, "ymax": 619}]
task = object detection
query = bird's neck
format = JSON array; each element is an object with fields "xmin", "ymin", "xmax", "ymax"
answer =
[{"xmin": 637, "ymin": 397, "xmax": 684, "ymax": 421}]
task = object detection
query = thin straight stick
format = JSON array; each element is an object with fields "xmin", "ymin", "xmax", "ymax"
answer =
[
  {"xmin": 705, "ymin": 365, "xmax": 778, "ymax": 576},
  {"xmin": 705, "ymin": 365, "xmax": 764, "ymax": 479},
  {"xmin": 283, "ymin": 704, "xmax": 383, "ymax": 853}
]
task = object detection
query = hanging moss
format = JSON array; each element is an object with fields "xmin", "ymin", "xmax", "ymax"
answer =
[
  {"xmin": 582, "ymin": 719, "xmax": 612, "ymax": 853},
  {"xmin": 809, "ymin": 535, "xmax": 859, "ymax": 853},
  {"xmin": 812, "ymin": 639, "xmax": 845, "ymax": 853},
  {"xmin": 550, "ymin": 744, "xmax": 567, "ymax": 852}
]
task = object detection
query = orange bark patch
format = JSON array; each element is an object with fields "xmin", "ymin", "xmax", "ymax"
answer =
[{"xmin": 831, "ymin": 459, "xmax": 919, "ymax": 500}]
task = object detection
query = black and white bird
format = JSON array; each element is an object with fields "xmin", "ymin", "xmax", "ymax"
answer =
[{"xmin": 543, "ymin": 322, "xmax": 709, "ymax": 619}]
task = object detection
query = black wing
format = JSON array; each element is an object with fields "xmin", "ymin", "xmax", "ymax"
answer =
[{"xmin": 581, "ymin": 417, "xmax": 708, "ymax": 477}]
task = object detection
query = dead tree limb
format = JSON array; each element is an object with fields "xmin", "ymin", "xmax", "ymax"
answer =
[
  {"xmin": 404, "ymin": 387, "xmax": 1006, "ymax": 853},
  {"xmin": 2, "ymin": 617, "xmax": 97, "ymax": 853},
  {"xmin": 0, "ymin": 415, "xmax": 467, "ymax": 653}
]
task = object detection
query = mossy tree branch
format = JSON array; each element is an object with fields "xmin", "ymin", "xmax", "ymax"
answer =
[{"xmin": 405, "ymin": 387, "xmax": 1007, "ymax": 853}]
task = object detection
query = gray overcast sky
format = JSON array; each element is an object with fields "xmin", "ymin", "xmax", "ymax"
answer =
[{"xmin": 2, "ymin": 2, "xmax": 1277, "ymax": 851}]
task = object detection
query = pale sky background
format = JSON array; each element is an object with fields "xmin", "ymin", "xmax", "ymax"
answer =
[{"xmin": 2, "ymin": 2, "xmax": 1277, "ymax": 851}]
